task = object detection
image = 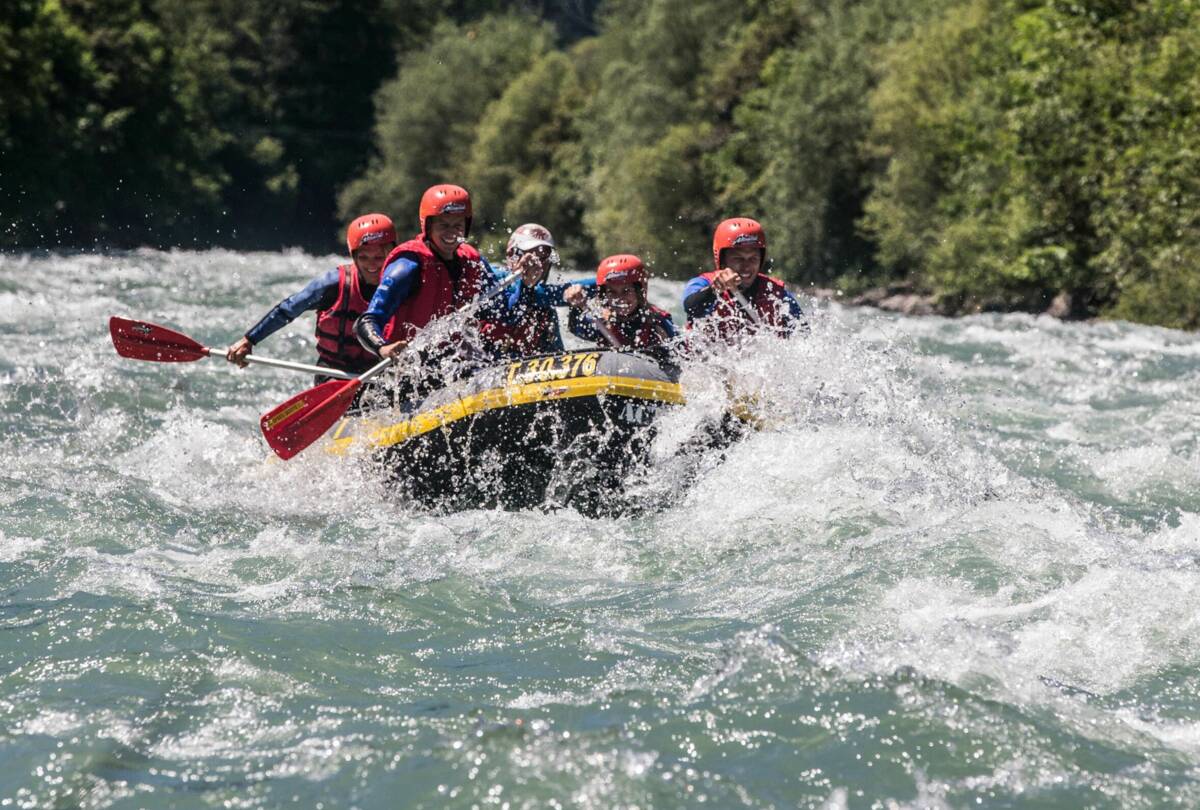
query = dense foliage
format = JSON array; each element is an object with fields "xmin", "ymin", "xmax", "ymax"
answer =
[
  {"xmin": 4, "ymin": 0, "xmax": 1198, "ymax": 326},
  {"xmin": 863, "ymin": 0, "xmax": 1200, "ymax": 326},
  {"xmin": 1, "ymin": 0, "xmax": 439, "ymax": 248}
]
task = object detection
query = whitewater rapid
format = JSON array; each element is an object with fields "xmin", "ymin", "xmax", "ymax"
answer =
[{"xmin": 2, "ymin": 249, "xmax": 1199, "ymax": 808}]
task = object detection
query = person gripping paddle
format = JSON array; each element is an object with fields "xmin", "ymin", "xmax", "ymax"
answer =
[
  {"xmin": 682, "ymin": 218, "xmax": 805, "ymax": 341},
  {"xmin": 565, "ymin": 254, "xmax": 677, "ymax": 367},
  {"xmin": 476, "ymin": 223, "xmax": 568, "ymax": 360},
  {"xmin": 226, "ymin": 213, "xmax": 398, "ymax": 381},
  {"xmin": 261, "ymin": 269, "xmax": 521, "ymax": 460},
  {"xmin": 354, "ymin": 185, "xmax": 508, "ymax": 360}
]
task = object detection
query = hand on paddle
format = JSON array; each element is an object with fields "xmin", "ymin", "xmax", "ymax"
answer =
[
  {"xmin": 514, "ymin": 250, "xmax": 549, "ymax": 286},
  {"xmin": 565, "ymin": 285, "xmax": 623, "ymax": 341},
  {"xmin": 378, "ymin": 339, "xmax": 409, "ymax": 359},
  {"xmin": 712, "ymin": 269, "xmax": 764, "ymax": 326},
  {"xmin": 563, "ymin": 284, "xmax": 588, "ymax": 309},
  {"xmin": 226, "ymin": 337, "xmax": 253, "ymax": 367},
  {"xmin": 710, "ymin": 268, "xmax": 745, "ymax": 294}
]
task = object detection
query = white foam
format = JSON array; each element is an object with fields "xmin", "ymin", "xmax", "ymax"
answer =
[{"xmin": 6, "ymin": 249, "xmax": 1200, "ymax": 798}]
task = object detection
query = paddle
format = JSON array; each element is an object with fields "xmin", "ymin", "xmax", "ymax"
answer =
[
  {"xmin": 260, "ymin": 356, "xmax": 394, "ymax": 459},
  {"xmin": 108, "ymin": 317, "xmax": 356, "ymax": 380},
  {"xmin": 583, "ymin": 300, "xmax": 625, "ymax": 348},
  {"xmin": 260, "ymin": 270, "xmax": 522, "ymax": 460},
  {"xmin": 731, "ymin": 289, "xmax": 765, "ymax": 328}
]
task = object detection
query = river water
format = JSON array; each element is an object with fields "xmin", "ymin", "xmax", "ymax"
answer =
[{"xmin": 2, "ymin": 249, "xmax": 1199, "ymax": 808}]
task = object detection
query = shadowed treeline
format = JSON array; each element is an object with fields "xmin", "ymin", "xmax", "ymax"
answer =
[{"xmin": 3, "ymin": 0, "xmax": 1198, "ymax": 327}]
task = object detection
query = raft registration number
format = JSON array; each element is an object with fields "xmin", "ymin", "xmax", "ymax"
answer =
[{"xmin": 506, "ymin": 352, "xmax": 600, "ymax": 385}]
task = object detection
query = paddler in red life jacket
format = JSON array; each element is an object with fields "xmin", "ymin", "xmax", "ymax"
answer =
[
  {"xmin": 476, "ymin": 223, "xmax": 565, "ymax": 359},
  {"xmin": 354, "ymin": 184, "xmax": 504, "ymax": 361},
  {"xmin": 566, "ymin": 254, "xmax": 677, "ymax": 365},
  {"xmin": 682, "ymin": 217, "xmax": 805, "ymax": 339},
  {"xmin": 225, "ymin": 213, "xmax": 397, "ymax": 380}
]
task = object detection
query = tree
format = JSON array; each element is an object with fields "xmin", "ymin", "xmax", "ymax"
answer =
[
  {"xmin": 1091, "ymin": 2, "xmax": 1200, "ymax": 328},
  {"xmin": 465, "ymin": 48, "xmax": 593, "ymax": 266},
  {"xmin": 1, "ymin": 0, "xmax": 437, "ymax": 250},
  {"xmin": 736, "ymin": 0, "xmax": 951, "ymax": 285},
  {"xmin": 862, "ymin": 0, "xmax": 1200, "ymax": 325},
  {"xmin": 1, "ymin": 0, "xmax": 227, "ymax": 247},
  {"xmin": 337, "ymin": 12, "xmax": 555, "ymax": 240}
]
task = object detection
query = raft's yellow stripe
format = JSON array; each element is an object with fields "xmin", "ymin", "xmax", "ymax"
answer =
[
  {"xmin": 329, "ymin": 418, "xmax": 355, "ymax": 441},
  {"xmin": 327, "ymin": 374, "xmax": 684, "ymax": 455}
]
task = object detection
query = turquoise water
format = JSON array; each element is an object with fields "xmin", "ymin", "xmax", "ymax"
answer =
[{"xmin": 3, "ymin": 250, "xmax": 1200, "ymax": 808}]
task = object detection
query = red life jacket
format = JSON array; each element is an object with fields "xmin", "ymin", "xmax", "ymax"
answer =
[
  {"xmin": 478, "ymin": 302, "xmax": 558, "ymax": 356},
  {"xmin": 314, "ymin": 264, "xmax": 378, "ymax": 372},
  {"xmin": 693, "ymin": 272, "xmax": 793, "ymax": 339},
  {"xmin": 380, "ymin": 237, "xmax": 489, "ymax": 343},
  {"xmin": 602, "ymin": 305, "xmax": 674, "ymax": 351}
]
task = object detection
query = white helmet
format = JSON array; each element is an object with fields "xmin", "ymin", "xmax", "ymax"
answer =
[
  {"xmin": 505, "ymin": 223, "xmax": 560, "ymax": 284},
  {"xmin": 506, "ymin": 223, "xmax": 556, "ymax": 256}
]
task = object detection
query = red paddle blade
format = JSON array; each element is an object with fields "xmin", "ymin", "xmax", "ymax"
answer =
[
  {"xmin": 260, "ymin": 379, "xmax": 362, "ymax": 460},
  {"xmin": 109, "ymin": 317, "xmax": 208, "ymax": 362}
]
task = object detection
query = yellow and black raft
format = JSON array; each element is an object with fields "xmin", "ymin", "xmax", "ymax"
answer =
[{"xmin": 328, "ymin": 350, "xmax": 684, "ymax": 515}]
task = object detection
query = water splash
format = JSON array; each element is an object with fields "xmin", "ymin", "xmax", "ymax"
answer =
[{"xmin": 3, "ymin": 250, "xmax": 1199, "ymax": 807}]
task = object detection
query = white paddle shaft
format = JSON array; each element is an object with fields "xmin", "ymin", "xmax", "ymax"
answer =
[
  {"xmin": 732, "ymin": 289, "xmax": 764, "ymax": 327},
  {"xmin": 212, "ymin": 350, "xmax": 358, "ymax": 380}
]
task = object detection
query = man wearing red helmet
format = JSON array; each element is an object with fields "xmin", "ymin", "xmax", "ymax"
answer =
[
  {"xmin": 226, "ymin": 213, "xmax": 397, "ymax": 379},
  {"xmin": 476, "ymin": 223, "xmax": 567, "ymax": 358},
  {"xmin": 566, "ymin": 254, "xmax": 676, "ymax": 363},
  {"xmin": 355, "ymin": 184, "xmax": 505, "ymax": 360},
  {"xmin": 683, "ymin": 218, "xmax": 804, "ymax": 339}
]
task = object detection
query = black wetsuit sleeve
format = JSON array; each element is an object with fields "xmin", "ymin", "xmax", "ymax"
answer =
[
  {"xmin": 355, "ymin": 314, "xmax": 386, "ymax": 355},
  {"xmin": 545, "ymin": 311, "xmax": 565, "ymax": 353}
]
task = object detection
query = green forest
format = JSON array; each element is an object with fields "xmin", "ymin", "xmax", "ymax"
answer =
[{"xmin": 3, "ymin": 0, "xmax": 1198, "ymax": 327}]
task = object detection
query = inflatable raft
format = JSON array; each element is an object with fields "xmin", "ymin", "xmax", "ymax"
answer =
[{"xmin": 327, "ymin": 350, "xmax": 684, "ymax": 515}]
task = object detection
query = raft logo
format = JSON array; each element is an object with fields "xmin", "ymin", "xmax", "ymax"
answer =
[
  {"xmin": 618, "ymin": 401, "xmax": 653, "ymax": 426},
  {"xmin": 132, "ymin": 324, "xmax": 152, "ymax": 336},
  {"xmin": 604, "ymin": 270, "xmax": 637, "ymax": 285}
]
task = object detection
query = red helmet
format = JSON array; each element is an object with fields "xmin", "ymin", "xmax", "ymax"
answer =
[
  {"xmin": 419, "ymin": 184, "xmax": 472, "ymax": 237},
  {"xmin": 713, "ymin": 217, "xmax": 767, "ymax": 270},
  {"xmin": 597, "ymin": 254, "xmax": 647, "ymax": 289},
  {"xmin": 346, "ymin": 213, "xmax": 397, "ymax": 254}
]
